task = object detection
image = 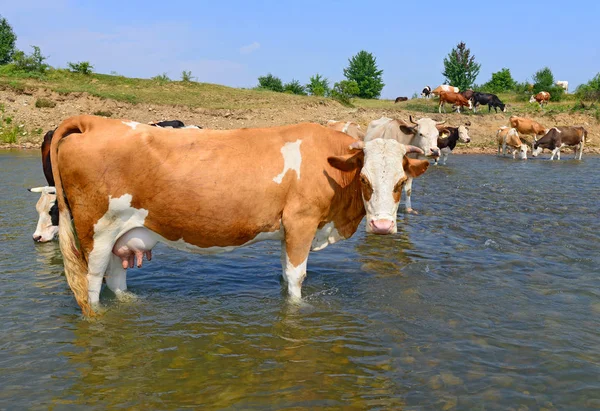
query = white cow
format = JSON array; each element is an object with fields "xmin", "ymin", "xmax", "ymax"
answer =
[
  {"xmin": 556, "ymin": 81, "xmax": 568, "ymax": 93},
  {"xmin": 365, "ymin": 116, "xmax": 443, "ymax": 213}
]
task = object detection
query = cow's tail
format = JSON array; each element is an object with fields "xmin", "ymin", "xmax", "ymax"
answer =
[{"xmin": 50, "ymin": 115, "xmax": 95, "ymax": 317}]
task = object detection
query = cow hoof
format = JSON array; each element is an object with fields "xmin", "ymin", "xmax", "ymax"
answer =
[
  {"xmin": 406, "ymin": 208, "xmax": 419, "ymax": 215},
  {"xmin": 115, "ymin": 290, "xmax": 138, "ymax": 302}
]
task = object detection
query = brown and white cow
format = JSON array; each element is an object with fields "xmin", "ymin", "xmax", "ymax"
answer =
[
  {"xmin": 438, "ymin": 91, "xmax": 473, "ymax": 113},
  {"xmin": 326, "ymin": 120, "xmax": 365, "ymax": 140},
  {"xmin": 509, "ymin": 116, "xmax": 547, "ymax": 145},
  {"xmin": 431, "ymin": 85, "xmax": 459, "ymax": 96},
  {"xmin": 49, "ymin": 115, "xmax": 429, "ymax": 316},
  {"xmin": 532, "ymin": 126, "xmax": 587, "ymax": 160},
  {"xmin": 496, "ymin": 126, "xmax": 528, "ymax": 159},
  {"xmin": 529, "ymin": 91, "xmax": 551, "ymax": 108},
  {"xmin": 365, "ymin": 116, "xmax": 442, "ymax": 213}
]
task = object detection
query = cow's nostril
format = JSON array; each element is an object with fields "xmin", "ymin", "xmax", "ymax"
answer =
[{"xmin": 33, "ymin": 235, "xmax": 42, "ymax": 242}]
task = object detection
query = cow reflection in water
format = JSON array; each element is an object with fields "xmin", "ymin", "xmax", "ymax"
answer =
[{"xmin": 355, "ymin": 224, "xmax": 414, "ymax": 277}]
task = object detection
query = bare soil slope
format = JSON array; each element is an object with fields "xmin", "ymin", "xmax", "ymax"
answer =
[{"xmin": 1, "ymin": 87, "xmax": 598, "ymax": 154}]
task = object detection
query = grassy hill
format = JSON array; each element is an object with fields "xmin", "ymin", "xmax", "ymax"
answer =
[{"xmin": 1, "ymin": 66, "xmax": 598, "ymax": 150}]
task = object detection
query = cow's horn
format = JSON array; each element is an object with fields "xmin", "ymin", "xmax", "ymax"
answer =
[
  {"xmin": 405, "ymin": 145, "xmax": 425, "ymax": 155},
  {"xmin": 409, "ymin": 115, "xmax": 418, "ymax": 125},
  {"xmin": 436, "ymin": 120, "xmax": 447, "ymax": 125},
  {"xmin": 28, "ymin": 186, "xmax": 54, "ymax": 193}
]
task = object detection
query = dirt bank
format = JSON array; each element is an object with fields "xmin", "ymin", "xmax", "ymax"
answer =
[{"xmin": 1, "ymin": 88, "xmax": 598, "ymax": 153}]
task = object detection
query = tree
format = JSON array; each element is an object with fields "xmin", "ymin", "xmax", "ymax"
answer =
[
  {"xmin": 331, "ymin": 80, "xmax": 360, "ymax": 106},
  {"xmin": 481, "ymin": 68, "xmax": 516, "ymax": 93},
  {"xmin": 257, "ymin": 73, "xmax": 283, "ymax": 92},
  {"xmin": 283, "ymin": 79, "xmax": 307, "ymax": 95},
  {"xmin": 575, "ymin": 72, "xmax": 600, "ymax": 100},
  {"xmin": 0, "ymin": 15, "xmax": 17, "ymax": 65},
  {"xmin": 12, "ymin": 46, "xmax": 49, "ymax": 74},
  {"xmin": 442, "ymin": 42, "xmax": 480, "ymax": 91},
  {"xmin": 532, "ymin": 67, "xmax": 563, "ymax": 101},
  {"xmin": 343, "ymin": 50, "xmax": 384, "ymax": 99},
  {"xmin": 306, "ymin": 73, "xmax": 330, "ymax": 97}
]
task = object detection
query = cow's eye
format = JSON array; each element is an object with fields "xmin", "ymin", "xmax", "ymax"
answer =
[{"xmin": 360, "ymin": 175, "xmax": 369, "ymax": 185}]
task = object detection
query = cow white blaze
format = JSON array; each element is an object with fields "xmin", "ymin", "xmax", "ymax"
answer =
[
  {"xmin": 122, "ymin": 121, "xmax": 141, "ymax": 130},
  {"xmin": 458, "ymin": 126, "xmax": 471, "ymax": 143},
  {"xmin": 273, "ymin": 140, "xmax": 302, "ymax": 183},
  {"xmin": 360, "ymin": 139, "xmax": 408, "ymax": 234}
]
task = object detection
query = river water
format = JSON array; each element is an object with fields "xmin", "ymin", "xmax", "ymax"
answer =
[{"xmin": 1, "ymin": 150, "xmax": 599, "ymax": 410}]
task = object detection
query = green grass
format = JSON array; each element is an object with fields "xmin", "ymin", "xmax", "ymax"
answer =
[{"xmin": 0, "ymin": 66, "xmax": 332, "ymax": 110}]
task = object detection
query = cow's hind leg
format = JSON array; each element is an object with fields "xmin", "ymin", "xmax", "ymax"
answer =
[{"xmin": 105, "ymin": 254, "xmax": 136, "ymax": 301}]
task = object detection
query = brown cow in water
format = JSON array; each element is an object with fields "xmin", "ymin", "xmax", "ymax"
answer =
[
  {"xmin": 529, "ymin": 91, "xmax": 551, "ymax": 108},
  {"xmin": 438, "ymin": 91, "xmax": 473, "ymax": 113},
  {"xmin": 49, "ymin": 115, "xmax": 429, "ymax": 316},
  {"xmin": 394, "ymin": 97, "xmax": 408, "ymax": 103},
  {"xmin": 326, "ymin": 120, "xmax": 365, "ymax": 140},
  {"xmin": 532, "ymin": 126, "xmax": 587, "ymax": 160}
]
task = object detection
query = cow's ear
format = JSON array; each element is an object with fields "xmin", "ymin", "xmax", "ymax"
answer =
[
  {"xmin": 328, "ymin": 152, "xmax": 364, "ymax": 172},
  {"xmin": 403, "ymin": 157, "xmax": 429, "ymax": 178},
  {"xmin": 399, "ymin": 125, "xmax": 416, "ymax": 135}
]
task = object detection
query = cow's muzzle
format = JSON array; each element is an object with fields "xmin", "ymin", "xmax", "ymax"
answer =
[{"xmin": 369, "ymin": 219, "xmax": 395, "ymax": 235}]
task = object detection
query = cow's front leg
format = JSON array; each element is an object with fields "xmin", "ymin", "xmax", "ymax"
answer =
[
  {"xmin": 403, "ymin": 177, "xmax": 418, "ymax": 214},
  {"xmin": 280, "ymin": 220, "xmax": 318, "ymax": 300}
]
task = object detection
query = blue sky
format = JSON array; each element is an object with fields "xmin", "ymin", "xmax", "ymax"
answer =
[{"xmin": 2, "ymin": 0, "xmax": 598, "ymax": 99}]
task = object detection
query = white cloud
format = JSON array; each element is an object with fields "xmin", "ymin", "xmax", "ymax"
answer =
[{"xmin": 239, "ymin": 41, "xmax": 260, "ymax": 55}]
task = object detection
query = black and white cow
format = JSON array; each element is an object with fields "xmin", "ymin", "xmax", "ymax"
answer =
[
  {"xmin": 421, "ymin": 86, "xmax": 432, "ymax": 99},
  {"xmin": 472, "ymin": 92, "xmax": 507, "ymax": 113},
  {"xmin": 434, "ymin": 125, "xmax": 471, "ymax": 165}
]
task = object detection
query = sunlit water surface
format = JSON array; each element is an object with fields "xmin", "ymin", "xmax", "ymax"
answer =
[{"xmin": 1, "ymin": 150, "xmax": 599, "ymax": 410}]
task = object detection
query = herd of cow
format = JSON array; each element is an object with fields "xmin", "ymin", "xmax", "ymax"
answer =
[
  {"xmin": 27, "ymin": 108, "xmax": 587, "ymax": 316},
  {"xmin": 411, "ymin": 85, "xmax": 553, "ymax": 114}
]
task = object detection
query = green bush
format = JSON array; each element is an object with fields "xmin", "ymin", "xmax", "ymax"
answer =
[
  {"xmin": 479, "ymin": 68, "xmax": 516, "ymax": 93},
  {"xmin": 12, "ymin": 46, "xmax": 49, "ymax": 74},
  {"xmin": 0, "ymin": 15, "xmax": 17, "ymax": 65},
  {"xmin": 181, "ymin": 70, "xmax": 193, "ymax": 82},
  {"xmin": 67, "ymin": 61, "xmax": 93, "ymax": 75},
  {"xmin": 283, "ymin": 79, "xmax": 307, "ymax": 95},
  {"xmin": 306, "ymin": 74, "xmax": 330, "ymax": 97},
  {"xmin": 0, "ymin": 103, "xmax": 19, "ymax": 143},
  {"xmin": 257, "ymin": 73, "xmax": 284, "ymax": 92},
  {"xmin": 331, "ymin": 80, "xmax": 359, "ymax": 106},
  {"xmin": 575, "ymin": 73, "xmax": 600, "ymax": 101},
  {"xmin": 35, "ymin": 98, "xmax": 56, "ymax": 108},
  {"xmin": 93, "ymin": 110, "xmax": 112, "ymax": 117},
  {"xmin": 152, "ymin": 73, "xmax": 171, "ymax": 84}
]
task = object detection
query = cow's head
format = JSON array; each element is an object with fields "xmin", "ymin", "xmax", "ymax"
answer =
[
  {"xmin": 467, "ymin": 99, "xmax": 473, "ymax": 110},
  {"xmin": 28, "ymin": 186, "xmax": 58, "ymax": 242},
  {"xmin": 403, "ymin": 116, "xmax": 443, "ymax": 158},
  {"xmin": 529, "ymin": 95, "xmax": 536, "ymax": 104},
  {"xmin": 328, "ymin": 140, "xmax": 429, "ymax": 235},
  {"xmin": 457, "ymin": 125, "xmax": 471, "ymax": 143},
  {"xmin": 518, "ymin": 144, "xmax": 529, "ymax": 160}
]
